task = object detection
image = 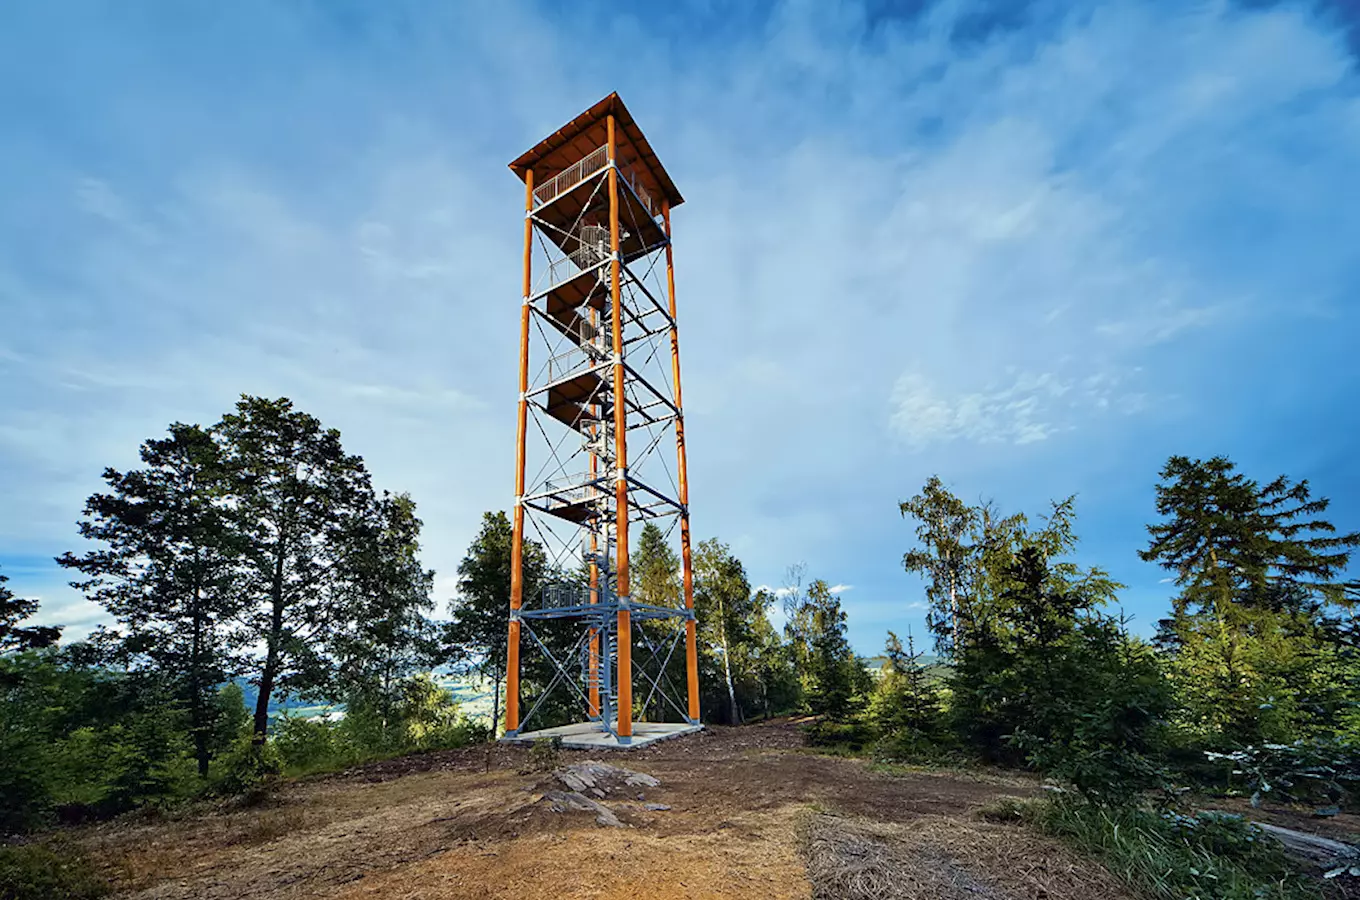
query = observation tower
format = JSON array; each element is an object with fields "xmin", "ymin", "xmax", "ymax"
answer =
[{"xmin": 501, "ymin": 93, "xmax": 700, "ymax": 748}]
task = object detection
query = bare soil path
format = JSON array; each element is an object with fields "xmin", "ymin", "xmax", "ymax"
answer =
[{"xmin": 77, "ymin": 720, "xmax": 1137, "ymax": 900}]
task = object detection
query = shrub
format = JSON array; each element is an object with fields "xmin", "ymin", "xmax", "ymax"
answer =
[
  {"xmin": 1031, "ymin": 799, "xmax": 1317, "ymax": 900},
  {"xmin": 803, "ymin": 719, "xmax": 875, "ymax": 754},
  {"xmin": 869, "ymin": 726, "xmax": 950, "ymax": 763},
  {"xmin": 0, "ymin": 841, "xmax": 108, "ymax": 900},
  {"xmin": 1205, "ymin": 738, "xmax": 1360, "ymax": 809},
  {"xmin": 527, "ymin": 736, "xmax": 562, "ymax": 773},
  {"xmin": 212, "ymin": 739, "xmax": 282, "ymax": 802},
  {"xmin": 0, "ymin": 731, "xmax": 53, "ymax": 834},
  {"xmin": 274, "ymin": 715, "xmax": 346, "ymax": 773}
]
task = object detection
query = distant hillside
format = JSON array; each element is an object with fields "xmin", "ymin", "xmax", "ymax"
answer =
[
  {"xmin": 232, "ymin": 671, "xmax": 498, "ymax": 726},
  {"xmin": 860, "ymin": 653, "xmax": 945, "ymax": 673}
]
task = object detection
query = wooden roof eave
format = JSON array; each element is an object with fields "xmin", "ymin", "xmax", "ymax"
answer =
[{"xmin": 508, "ymin": 92, "xmax": 684, "ymax": 210}]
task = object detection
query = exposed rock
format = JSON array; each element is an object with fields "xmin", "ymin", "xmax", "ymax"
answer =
[
  {"xmin": 554, "ymin": 761, "xmax": 660, "ymax": 794},
  {"xmin": 644, "ymin": 803, "xmax": 671, "ymax": 811},
  {"xmin": 541, "ymin": 790, "xmax": 624, "ymax": 828}
]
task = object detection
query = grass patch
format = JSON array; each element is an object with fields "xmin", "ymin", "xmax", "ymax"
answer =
[
  {"xmin": 0, "ymin": 840, "xmax": 110, "ymax": 900},
  {"xmin": 1020, "ymin": 799, "xmax": 1322, "ymax": 900},
  {"xmin": 227, "ymin": 806, "xmax": 308, "ymax": 847}
]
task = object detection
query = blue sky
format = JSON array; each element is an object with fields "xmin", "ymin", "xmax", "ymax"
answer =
[{"xmin": 2, "ymin": 0, "xmax": 1358, "ymax": 655}]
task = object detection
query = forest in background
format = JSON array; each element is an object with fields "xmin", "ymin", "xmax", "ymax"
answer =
[{"xmin": 4, "ymin": 394, "xmax": 1360, "ymax": 899}]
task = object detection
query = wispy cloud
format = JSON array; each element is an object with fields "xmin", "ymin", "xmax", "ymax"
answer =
[{"xmin": 1, "ymin": 0, "xmax": 1357, "ymax": 653}]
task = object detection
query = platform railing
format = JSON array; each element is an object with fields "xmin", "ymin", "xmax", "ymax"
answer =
[
  {"xmin": 534, "ymin": 146, "xmax": 608, "ymax": 209},
  {"xmin": 532, "ymin": 144, "xmax": 659, "ymax": 219},
  {"xmin": 547, "ymin": 243, "xmax": 610, "ymax": 287}
]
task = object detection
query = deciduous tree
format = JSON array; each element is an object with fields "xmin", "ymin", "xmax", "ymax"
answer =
[{"xmin": 216, "ymin": 396, "xmax": 382, "ymax": 743}]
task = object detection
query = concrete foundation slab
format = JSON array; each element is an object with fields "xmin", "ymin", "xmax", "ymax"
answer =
[{"xmin": 501, "ymin": 721, "xmax": 702, "ymax": 751}]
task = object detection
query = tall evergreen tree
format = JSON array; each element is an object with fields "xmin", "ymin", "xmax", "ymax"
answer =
[
  {"xmin": 57, "ymin": 423, "xmax": 243, "ymax": 775},
  {"xmin": 632, "ymin": 524, "xmax": 684, "ymax": 721},
  {"xmin": 1140, "ymin": 455, "xmax": 1360, "ymax": 745},
  {"xmin": 331, "ymin": 492, "xmax": 437, "ymax": 738},
  {"xmin": 1142, "ymin": 456, "xmax": 1359, "ymax": 616},
  {"xmin": 786, "ymin": 579, "xmax": 856, "ymax": 718},
  {"xmin": 445, "ymin": 511, "xmax": 547, "ymax": 736},
  {"xmin": 632, "ymin": 523, "xmax": 679, "ymax": 607}
]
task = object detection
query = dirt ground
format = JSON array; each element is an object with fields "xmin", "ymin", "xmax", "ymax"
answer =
[{"xmin": 69, "ymin": 721, "xmax": 1173, "ymax": 899}]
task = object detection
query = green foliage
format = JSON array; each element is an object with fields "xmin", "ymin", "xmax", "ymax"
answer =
[
  {"xmin": 0, "ymin": 567, "xmax": 61, "ymax": 654},
  {"xmin": 57, "ymin": 422, "xmax": 245, "ymax": 778},
  {"xmin": 633, "ymin": 523, "xmax": 687, "ymax": 723},
  {"xmin": 272, "ymin": 714, "xmax": 343, "ymax": 772},
  {"xmin": 1030, "ymin": 800, "xmax": 1318, "ymax": 900},
  {"xmin": 899, "ymin": 476, "xmax": 980, "ymax": 655},
  {"xmin": 868, "ymin": 631, "xmax": 947, "ymax": 760},
  {"xmin": 269, "ymin": 676, "xmax": 480, "ymax": 776},
  {"xmin": 1142, "ymin": 455, "xmax": 1360, "ymax": 751},
  {"xmin": 217, "ymin": 395, "xmax": 394, "ymax": 742},
  {"xmin": 331, "ymin": 493, "xmax": 439, "ymax": 732},
  {"xmin": 946, "ymin": 539, "xmax": 1171, "ymax": 800},
  {"xmin": 0, "ymin": 650, "xmax": 200, "ymax": 832},
  {"xmin": 0, "ymin": 841, "xmax": 109, "ymax": 900},
  {"xmin": 444, "ymin": 511, "xmax": 548, "ymax": 736},
  {"xmin": 786, "ymin": 580, "xmax": 859, "ymax": 719},
  {"xmin": 212, "ymin": 738, "xmax": 282, "ymax": 800},
  {"xmin": 695, "ymin": 538, "xmax": 763, "ymax": 724},
  {"xmin": 803, "ymin": 719, "xmax": 876, "ymax": 754},
  {"xmin": 527, "ymin": 736, "xmax": 563, "ymax": 772},
  {"xmin": 210, "ymin": 683, "xmax": 251, "ymax": 757},
  {"xmin": 1205, "ymin": 739, "xmax": 1360, "ymax": 809}
]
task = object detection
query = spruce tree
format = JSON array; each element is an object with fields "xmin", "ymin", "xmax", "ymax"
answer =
[
  {"xmin": 1141, "ymin": 455, "xmax": 1360, "ymax": 745},
  {"xmin": 445, "ymin": 511, "xmax": 547, "ymax": 736}
]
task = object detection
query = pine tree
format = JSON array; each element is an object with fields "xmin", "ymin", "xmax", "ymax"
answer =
[
  {"xmin": 57, "ymin": 423, "xmax": 243, "ymax": 775},
  {"xmin": 632, "ymin": 523, "xmax": 683, "ymax": 721},
  {"xmin": 444, "ymin": 511, "xmax": 547, "ymax": 737},
  {"xmin": 0, "ymin": 566, "xmax": 61, "ymax": 654},
  {"xmin": 871, "ymin": 630, "xmax": 942, "ymax": 744},
  {"xmin": 331, "ymin": 492, "xmax": 437, "ymax": 739}
]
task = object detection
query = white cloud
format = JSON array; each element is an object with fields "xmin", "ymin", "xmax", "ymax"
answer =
[
  {"xmin": 828, "ymin": 584, "xmax": 853, "ymax": 595},
  {"xmin": 2, "ymin": 0, "xmax": 1357, "ymax": 653},
  {"xmin": 889, "ymin": 370, "xmax": 1078, "ymax": 449}
]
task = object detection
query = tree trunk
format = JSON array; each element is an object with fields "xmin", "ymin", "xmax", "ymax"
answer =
[
  {"xmin": 718, "ymin": 596, "xmax": 740, "ymax": 725},
  {"xmin": 760, "ymin": 668, "xmax": 770, "ymax": 720},
  {"xmin": 190, "ymin": 574, "xmax": 209, "ymax": 776},
  {"xmin": 252, "ymin": 550, "xmax": 287, "ymax": 744},
  {"xmin": 491, "ymin": 660, "xmax": 502, "ymax": 740}
]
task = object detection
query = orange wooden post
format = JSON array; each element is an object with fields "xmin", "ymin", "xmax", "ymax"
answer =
[
  {"xmin": 587, "ymin": 377, "xmax": 601, "ymax": 719},
  {"xmin": 607, "ymin": 114, "xmax": 633, "ymax": 740},
  {"xmin": 505, "ymin": 168, "xmax": 534, "ymax": 736},
  {"xmin": 663, "ymin": 201, "xmax": 701, "ymax": 723}
]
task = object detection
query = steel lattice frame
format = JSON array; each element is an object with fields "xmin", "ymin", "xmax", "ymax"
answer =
[{"xmin": 503, "ymin": 95, "xmax": 699, "ymax": 743}]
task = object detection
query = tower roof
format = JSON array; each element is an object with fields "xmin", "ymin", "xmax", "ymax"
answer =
[{"xmin": 509, "ymin": 92, "xmax": 684, "ymax": 209}]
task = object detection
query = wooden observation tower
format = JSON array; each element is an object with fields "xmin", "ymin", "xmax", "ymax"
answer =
[{"xmin": 502, "ymin": 93, "xmax": 701, "ymax": 748}]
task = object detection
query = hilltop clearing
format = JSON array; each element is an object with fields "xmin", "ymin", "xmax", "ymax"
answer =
[{"xmin": 75, "ymin": 720, "xmax": 1146, "ymax": 900}]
